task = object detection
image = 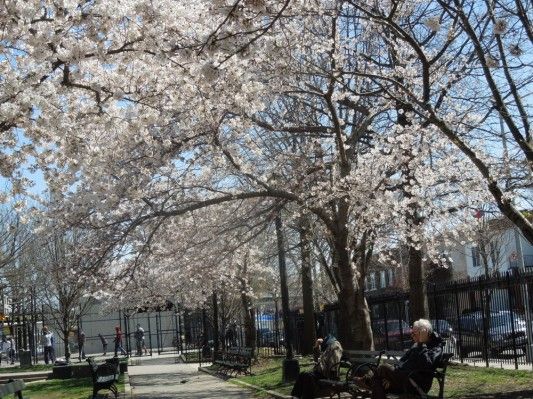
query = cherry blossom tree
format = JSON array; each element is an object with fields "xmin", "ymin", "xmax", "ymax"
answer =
[
  {"xmin": 344, "ymin": 0, "xmax": 532, "ymax": 242},
  {"xmin": 0, "ymin": 1, "xmax": 510, "ymax": 349}
]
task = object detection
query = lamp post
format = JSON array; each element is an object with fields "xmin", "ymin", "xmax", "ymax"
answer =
[
  {"xmin": 212, "ymin": 292, "xmax": 220, "ymax": 360},
  {"xmin": 275, "ymin": 214, "xmax": 299, "ymax": 381}
]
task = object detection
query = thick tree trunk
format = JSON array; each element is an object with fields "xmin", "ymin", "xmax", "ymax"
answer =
[
  {"xmin": 299, "ymin": 224, "xmax": 316, "ymax": 355},
  {"xmin": 241, "ymin": 293, "xmax": 256, "ymax": 349},
  {"xmin": 408, "ymin": 246, "xmax": 429, "ymax": 322},
  {"xmin": 63, "ymin": 329, "xmax": 71, "ymax": 363},
  {"xmin": 334, "ymin": 234, "xmax": 373, "ymax": 350}
]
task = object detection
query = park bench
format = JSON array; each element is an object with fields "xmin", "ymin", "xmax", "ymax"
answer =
[
  {"xmin": 87, "ymin": 357, "xmax": 120, "ymax": 399},
  {"xmin": 0, "ymin": 379, "xmax": 25, "ymax": 399},
  {"xmin": 213, "ymin": 346, "xmax": 253, "ymax": 375},
  {"xmin": 318, "ymin": 350, "xmax": 453, "ymax": 399},
  {"xmin": 317, "ymin": 350, "xmax": 404, "ymax": 398}
]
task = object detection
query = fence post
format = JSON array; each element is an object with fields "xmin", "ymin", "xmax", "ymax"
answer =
[
  {"xmin": 397, "ymin": 300, "xmax": 405, "ymax": 350},
  {"xmin": 478, "ymin": 278, "xmax": 489, "ymax": 367},
  {"xmin": 147, "ymin": 313, "xmax": 153, "ymax": 356},
  {"xmin": 156, "ymin": 311, "xmax": 161, "ymax": 355},
  {"xmin": 432, "ymin": 283, "xmax": 439, "ymax": 328},
  {"xmin": 453, "ymin": 282, "xmax": 463, "ymax": 363},
  {"xmin": 124, "ymin": 312, "xmax": 131, "ymax": 356},
  {"xmin": 382, "ymin": 302, "xmax": 389, "ymax": 351},
  {"xmin": 505, "ymin": 271, "xmax": 519, "ymax": 369},
  {"xmin": 212, "ymin": 292, "xmax": 219, "ymax": 361}
]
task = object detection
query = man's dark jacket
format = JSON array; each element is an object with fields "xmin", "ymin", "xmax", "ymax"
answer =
[{"xmin": 396, "ymin": 332, "xmax": 445, "ymax": 392}]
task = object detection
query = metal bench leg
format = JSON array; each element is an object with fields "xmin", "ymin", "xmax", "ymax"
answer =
[{"xmin": 110, "ymin": 383, "xmax": 118, "ymax": 398}]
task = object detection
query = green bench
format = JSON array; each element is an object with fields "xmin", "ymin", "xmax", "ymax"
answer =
[
  {"xmin": 317, "ymin": 350, "xmax": 404, "ymax": 398},
  {"xmin": 213, "ymin": 346, "xmax": 253, "ymax": 375},
  {"xmin": 87, "ymin": 357, "xmax": 119, "ymax": 399},
  {"xmin": 318, "ymin": 350, "xmax": 453, "ymax": 399}
]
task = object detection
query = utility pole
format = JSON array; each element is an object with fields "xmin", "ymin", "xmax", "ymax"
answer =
[{"xmin": 275, "ymin": 214, "xmax": 299, "ymax": 381}]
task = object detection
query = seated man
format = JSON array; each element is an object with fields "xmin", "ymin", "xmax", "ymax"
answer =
[
  {"xmin": 355, "ymin": 319, "xmax": 444, "ymax": 399},
  {"xmin": 291, "ymin": 334, "xmax": 343, "ymax": 399}
]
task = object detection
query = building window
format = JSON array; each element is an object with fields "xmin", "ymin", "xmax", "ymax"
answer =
[
  {"xmin": 367, "ymin": 273, "xmax": 377, "ymax": 291},
  {"xmin": 380, "ymin": 271, "xmax": 386, "ymax": 288},
  {"xmin": 388, "ymin": 269, "xmax": 394, "ymax": 286},
  {"xmin": 471, "ymin": 246, "xmax": 480, "ymax": 267}
]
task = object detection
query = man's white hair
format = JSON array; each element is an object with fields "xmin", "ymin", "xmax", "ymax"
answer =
[{"xmin": 413, "ymin": 319, "xmax": 433, "ymax": 333}]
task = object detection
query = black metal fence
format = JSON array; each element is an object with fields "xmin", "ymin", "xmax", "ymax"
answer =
[
  {"xmin": 323, "ymin": 269, "xmax": 533, "ymax": 369},
  {"xmin": 6, "ymin": 270, "xmax": 532, "ymax": 370}
]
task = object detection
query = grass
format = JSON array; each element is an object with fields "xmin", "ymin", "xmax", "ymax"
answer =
[
  {"xmin": 232, "ymin": 357, "xmax": 314, "ymax": 397},
  {"xmin": 22, "ymin": 374, "xmax": 125, "ymax": 399},
  {"xmin": 229, "ymin": 356, "xmax": 533, "ymax": 398},
  {"xmin": 443, "ymin": 365, "xmax": 533, "ymax": 398},
  {"xmin": 0, "ymin": 364, "xmax": 54, "ymax": 373}
]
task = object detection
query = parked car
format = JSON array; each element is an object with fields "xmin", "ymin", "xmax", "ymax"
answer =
[
  {"xmin": 257, "ymin": 328, "xmax": 284, "ymax": 347},
  {"xmin": 372, "ymin": 319, "xmax": 412, "ymax": 350},
  {"xmin": 457, "ymin": 310, "xmax": 528, "ymax": 358},
  {"xmin": 430, "ymin": 319, "xmax": 453, "ymax": 338},
  {"xmin": 430, "ymin": 319, "xmax": 457, "ymax": 354}
]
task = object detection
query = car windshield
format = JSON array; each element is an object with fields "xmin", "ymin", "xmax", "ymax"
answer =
[
  {"xmin": 431, "ymin": 320, "xmax": 450, "ymax": 330},
  {"xmin": 491, "ymin": 313, "xmax": 523, "ymax": 327}
]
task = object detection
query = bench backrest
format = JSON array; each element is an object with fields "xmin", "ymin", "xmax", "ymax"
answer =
[
  {"xmin": 343, "ymin": 350, "xmax": 404, "ymax": 366},
  {"xmin": 0, "ymin": 379, "xmax": 25, "ymax": 398},
  {"xmin": 226, "ymin": 347, "xmax": 253, "ymax": 359},
  {"xmin": 87, "ymin": 357, "xmax": 119, "ymax": 383}
]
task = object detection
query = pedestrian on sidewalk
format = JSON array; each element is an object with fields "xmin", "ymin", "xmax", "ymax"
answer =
[
  {"xmin": 98, "ymin": 333, "xmax": 108, "ymax": 356},
  {"xmin": 134, "ymin": 324, "xmax": 145, "ymax": 356},
  {"xmin": 114, "ymin": 326, "xmax": 127, "ymax": 357},
  {"xmin": 0, "ymin": 336, "xmax": 7, "ymax": 365},
  {"xmin": 41, "ymin": 326, "xmax": 55, "ymax": 364},
  {"xmin": 6, "ymin": 336, "xmax": 15, "ymax": 365},
  {"xmin": 77, "ymin": 329, "xmax": 86, "ymax": 361}
]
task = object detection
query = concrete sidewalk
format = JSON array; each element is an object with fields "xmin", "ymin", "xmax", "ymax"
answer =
[{"xmin": 128, "ymin": 358, "xmax": 255, "ymax": 398}]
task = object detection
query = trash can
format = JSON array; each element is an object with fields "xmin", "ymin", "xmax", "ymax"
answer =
[{"xmin": 19, "ymin": 350, "xmax": 32, "ymax": 366}]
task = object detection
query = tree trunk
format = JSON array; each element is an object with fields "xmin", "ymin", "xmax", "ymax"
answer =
[
  {"xmin": 408, "ymin": 245, "xmax": 429, "ymax": 322},
  {"xmin": 334, "ymin": 233, "xmax": 373, "ymax": 350},
  {"xmin": 396, "ymin": 101, "xmax": 429, "ymax": 322},
  {"xmin": 241, "ymin": 292, "xmax": 256, "ymax": 350},
  {"xmin": 299, "ymin": 224, "xmax": 316, "ymax": 354},
  {"xmin": 63, "ymin": 329, "xmax": 71, "ymax": 363}
]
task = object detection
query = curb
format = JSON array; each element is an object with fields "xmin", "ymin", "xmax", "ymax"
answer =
[
  {"xmin": 198, "ymin": 366, "xmax": 294, "ymax": 399},
  {"xmin": 123, "ymin": 372, "xmax": 133, "ymax": 398}
]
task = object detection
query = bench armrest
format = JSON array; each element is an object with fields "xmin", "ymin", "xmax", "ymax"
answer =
[
  {"xmin": 345, "ymin": 362, "xmax": 377, "ymax": 383},
  {"xmin": 404, "ymin": 369, "xmax": 439, "ymax": 398}
]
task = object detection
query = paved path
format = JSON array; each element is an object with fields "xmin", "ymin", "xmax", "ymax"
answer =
[{"xmin": 128, "ymin": 357, "xmax": 256, "ymax": 398}]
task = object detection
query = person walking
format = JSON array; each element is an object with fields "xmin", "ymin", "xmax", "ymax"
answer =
[
  {"xmin": 6, "ymin": 336, "xmax": 15, "ymax": 365},
  {"xmin": 98, "ymin": 333, "xmax": 108, "ymax": 356},
  {"xmin": 134, "ymin": 324, "xmax": 145, "ymax": 356},
  {"xmin": 41, "ymin": 326, "xmax": 55, "ymax": 364},
  {"xmin": 77, "ymin": 329, "xmax": 86, "ymax": 361},
  {"xmin": 114, "ymin": 326, "xmax": 127, "ymax": 357},
  {"xmin": 0, "ymin": 336, "xmax": 7, "ymax": 365}
]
